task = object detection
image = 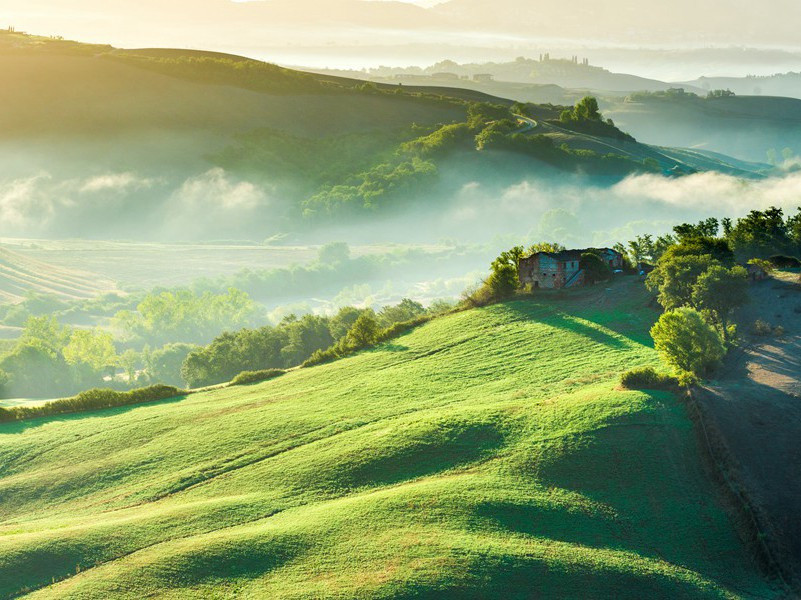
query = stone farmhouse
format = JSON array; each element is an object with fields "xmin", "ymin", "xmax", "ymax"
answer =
[{"xmin": 518, "ymin": 248, "xmax": 624, "ymax": 290}]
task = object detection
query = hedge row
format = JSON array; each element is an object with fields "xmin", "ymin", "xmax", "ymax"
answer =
[
  {"xmin": 0, "ymin": 384, "xmax": 186, "ymax": 424},
  {"xmin": 620, "ymin": 366, "xmax": 678, "ymax": 391},
  {"xmin": 230, "ymin": 369, "xmax": 286, "ymax": 386},
  {"xmin": 302, "ymin": 315, "xmax": 433, "ymax": 368}
]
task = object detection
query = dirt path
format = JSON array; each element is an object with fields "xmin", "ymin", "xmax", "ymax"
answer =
[{"xmin": 698, "ymin": 273, "xmax": 801, "ymax": 593}]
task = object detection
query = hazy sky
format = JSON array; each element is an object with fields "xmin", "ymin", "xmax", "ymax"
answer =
[{"xmin": 4, "ymin": 0, "xmax": 801, "ymax": 77}]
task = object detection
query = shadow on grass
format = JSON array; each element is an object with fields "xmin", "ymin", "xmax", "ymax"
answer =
[
  {"xmin": 0, "ymin": 395, "xmax": 188, "ymax": 435},
  {"xmin": 500, "ymin": 302, "xmax": 629, "ymax": 351},
  {"xmin": 379, "ymin": 552, "xmax": 718, "ymax": 600}
]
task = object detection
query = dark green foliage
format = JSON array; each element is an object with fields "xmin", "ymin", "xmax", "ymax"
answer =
[
  {"xmin": 181, "ymin": 326, "xmax": 289, "ymax": 388},
  {"xmin": 182, "ymin": 298, "xmax": 438, "ymax": 387},
  {"xmin": 725, "ymin": 206, "xmax": 800, "ymax": 260},
  {"xmin": 230, "ymin": 369, "xmax": 286, "ymax": 387},
  {"xmin": 580, "ymin": 252, "xmax": 613, "ymax": 285},
  {"xmin": 0, "ymin": 385, "xmax": 184, "ymax": 423},
  {"xmin": 280, "ymin": 315, "xmax": 335, "ymax": 366},
  {"xmin": 146, "ymin": 343, "xmax": 199, "ymax": 387},
  {"xmin": 302, "ymin": 314, "xmax": 434, "ymax": 368},
  {"xmin": 620, "ymin": 367, "xmax": 678, "ymax": 390},
  {"xmin": 303, "ymin": 157, "xmax": 437, "ymax": 216},
  {"xmin": 467, "ymin": 102, "xmax": 513, "ymax": 128},
  {"xmin": 691, "ymin": 265, "xmax": 749, "ymax": 342},
  {"xmin": 401, "ymin": 123, "xmax": 474, "ymax": 156},
  {"xmin": 646, "ymin": 254, "xmax": 720, "ymax": 311},
  {"xmin": 329, "ymin": 306, "xmax": 369, "ymax": 340}
]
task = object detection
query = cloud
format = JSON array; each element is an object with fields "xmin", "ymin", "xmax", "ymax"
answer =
[
  {"xmin": 79, "ymin": 173, "xmax": 155, "ymax": 193},
  {"xmin": 173, "ymin": 168, "xmax": 269, "ymax": 212},
  {"xmin": 612, "ymin": 171, "xmax": 801, "ymax": 214},
  {"xmin": 0, "ymin": 173, "xmax": 58, "ymax": 229}
]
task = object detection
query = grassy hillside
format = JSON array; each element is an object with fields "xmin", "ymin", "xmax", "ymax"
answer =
[
  {"xmin": 605, "ymin": 94, "xmax": 801, "ymax": 163},
  {"xmin": 0, "ymin": 279, "xmax": 773, "ymax": 598}
]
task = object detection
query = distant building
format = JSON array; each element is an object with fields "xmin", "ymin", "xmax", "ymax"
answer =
[
  {"xmin": 518, "ymin": 248, "xmax": 624, "ymax": 290},
  {"xmin": 473, "ymin": 73, "xmax": 494, "ymax": 83},
  {"xmin": 432, "ymin": 72, "xmax": 459, "ymax": 80}
]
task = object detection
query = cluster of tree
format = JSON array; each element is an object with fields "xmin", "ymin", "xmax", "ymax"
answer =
[
  {"xmin": 627, "ymin": 88, "xmax": 734, "ymax": 103},
  {"xmin": 181, "ymin": 298, "xmax": 450, "ymax": 388},
  {"xmin": 558, "ymin": 97, "xmax": 635, "ymax": 142},
  {"xmin": 643, "ymin": 221, "xmax": 754, "ymax": 383},
  {"xmin": 619, "ymin": 208, "xmax": 801, "ymax": 268},
  {"xmin": 299, "ymin": 97, "xmax": 657, "ymax": 218},
  {"xmin": 0, "ymin": 317, "xmax": 118, "ymax": 398},
  {"xmin": 113, "ymin": 288, "xmax": 263, "ymax": 347}
]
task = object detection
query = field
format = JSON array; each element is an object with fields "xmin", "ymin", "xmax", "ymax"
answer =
[
  {"xmin": 0, "ymin": 247, "xmax": 116, "ymax": 304},
  {"xmin": 0, "ymin": 239, "xmax": 461, "ymax": 290},
  {"xmin": 0, "ymin": 278, "xmax": 774, "ymax": 598}
]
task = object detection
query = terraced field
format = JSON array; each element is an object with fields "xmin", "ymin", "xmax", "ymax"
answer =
[{"xmin": 0, "ymin": 279, "xmax": 775, "ymax": 598}]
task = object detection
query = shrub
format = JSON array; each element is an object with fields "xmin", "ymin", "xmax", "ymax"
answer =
[
  {"xmin": 0, "ymin": 384, "xmax": 185, "ymax": 424},
  {"xmin": 752, "ymin": 319, "xmax": 773, "ymax": 336},
  {"xmin": 620, "ymin": 367, "xmax": 678, "ymax": 390},
  {"xmin": 230, "ymin": 369, "xmax": 286, "ymax": 386},
  {"xmin": 650, "ymin": 307, "xmax": 726, "ymax": 383}
]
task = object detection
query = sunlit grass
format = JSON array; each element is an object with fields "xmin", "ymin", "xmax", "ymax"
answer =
[{"xmin": 0, "ymin": 280, "xmax": 774, "ymax": 598}]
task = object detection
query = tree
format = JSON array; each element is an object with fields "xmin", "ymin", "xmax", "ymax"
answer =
[
  {"xmin": 574, "ymin": 96, "xmax": 601, "ymax": 121},
  {"xmin": 561, "ymin": 96, "xmax": 601, "ymax": 123},
  {"xmin": 527, "ymin": 242, "xmax": 565, "ymax": 254},
  {"xmin": 149, "ymin": 343, "xmax": 198, "ymax": 387},
  {"xmin": 119, "ymin": 349, "xmax": 140, "ymax": 384},
  {"xmin": 487, "ymin": 246, "xmax": 524, "ymax": 299},
  {"xmin": 691, "ymin": 265, "xmax": 749, "ymax": 342},
  {"xmin": 0, "ymin": 344, "xmax": 74, "ymax": 398},
  {"xmin": 580, "ymin": 251, "xmax": 612, "ymax": 284},
  {"xmin": 646, "ymin": 254, "xmax": 719, "ymax": 311},
  {"xmin": 317, "ymin": 242, "xmax": 350, "ymax": 265},
  {"xmin": 378, "ymin": 299, "xmax": 425, "ymax": 327},
  {"xmin": 20, "ymin": 315, "xmax": 71, "ymax": 354},
  {"xmin": 346, "ymin": 311, "xmax": 381, "ymax": 348},
  {"xmin": 673, "ymin": 218, "xmax": 719, "ymax": 241},
  {"xmin": 725, "ymin": 207, "xmax": 790, "ymax": 259},
  {"xmin": 280, "ymin": 315, "xmax": 335, "ymax": 365},
  {"xmin": 329, "ymin": 306, "xmax": 367, "ymax": 340},
  {"xmin": 63, "ymin": 329, "xmax": 117, "ymax": 373},
  {"xmin": 650, "ymin": 308, "xmax": 726, "ymax": 384}
]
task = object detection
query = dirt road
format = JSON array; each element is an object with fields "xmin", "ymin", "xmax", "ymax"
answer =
[{"xmin": 698, "ymin": 273, "xmax": 801, "ymax": 593}]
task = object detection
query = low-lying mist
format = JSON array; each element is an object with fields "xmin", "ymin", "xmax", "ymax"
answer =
[{"xmin": 2, "ymin": 155, "xmax": 799, "ymax": 249}]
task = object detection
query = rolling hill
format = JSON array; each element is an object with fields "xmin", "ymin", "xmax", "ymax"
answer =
[
  {"xmin": 604, "ymin": 94, "xmax": 801, "ymax": 163},
  {"xmin": 0, "ymin": 278, "xmax": 777, "ymax": 598},
  {"xmin": 0, "ymin": 30, "xmax": 775, "ymax": 240}
]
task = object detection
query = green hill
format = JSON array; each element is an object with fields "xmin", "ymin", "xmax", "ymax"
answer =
[
  {"xmin": 0, "ymin": 30, "xmax": 772, "ymax": 239},
  {"xmin": 0, "ymin": 278, "xmax": 774, "ymax": 598}
]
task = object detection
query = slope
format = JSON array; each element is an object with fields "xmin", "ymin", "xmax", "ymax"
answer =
[
  {"xmin": 605, "ymin": 95, "xmax": 801, "ymax": 163},
  {"xmin": 0, "ymin": 247, "xmax": 116, "ymax": 304},
  {"xmin": 0, "ymin": 278, "xmax": 775, "ymax": 598}
]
